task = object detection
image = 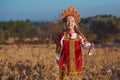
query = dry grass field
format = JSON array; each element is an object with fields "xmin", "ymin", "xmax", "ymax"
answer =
[{"xmin": 0, "ymin": 44, "xmax": 120, "ymax": 80}]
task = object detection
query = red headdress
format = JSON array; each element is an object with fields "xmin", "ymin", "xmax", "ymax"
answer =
[{"xmin": 60, "ymin": 6, "xmax": 80, "ymax": 23}]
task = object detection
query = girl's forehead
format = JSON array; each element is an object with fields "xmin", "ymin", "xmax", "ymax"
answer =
[{"xmin": 66, "ymin": 16, "xmax": 75, "ymax": 21}]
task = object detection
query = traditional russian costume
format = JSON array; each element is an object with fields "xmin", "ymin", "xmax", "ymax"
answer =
[
  {"xmin": 56, "ymin": 30, "xmax": 92, "ymax": 80},
  {"xmin": 56, "ymin": 6, "xmax": 94, "ymax": 80}
]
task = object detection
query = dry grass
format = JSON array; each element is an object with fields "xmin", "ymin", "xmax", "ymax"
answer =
[{"xmin": 0, "ymin": 44, "xmax": 120, "ymax": 80}]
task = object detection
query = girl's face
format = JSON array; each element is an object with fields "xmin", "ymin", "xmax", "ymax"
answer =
[{"xmin": 66, "ymin": 16, "xmax": 76, "ymax": 30}]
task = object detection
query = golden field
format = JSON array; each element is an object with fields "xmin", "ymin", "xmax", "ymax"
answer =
[{"xmin": 0, "ymin": 44, "xmax": 120, "ymax": 80}]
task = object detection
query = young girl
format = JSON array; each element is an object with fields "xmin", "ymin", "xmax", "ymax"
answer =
[{"xmin": 56, "ymin": 6, "xmax": 94, "ymax": 80}]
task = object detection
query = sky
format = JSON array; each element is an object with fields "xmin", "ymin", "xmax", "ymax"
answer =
[{"xmin": 0, "ymin": 0, "xmax": 120, "ymax": 22}]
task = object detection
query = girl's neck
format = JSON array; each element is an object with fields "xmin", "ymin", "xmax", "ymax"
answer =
[{"xmin": 68, "ymin": 29, "xmax": 75, "ymax": 33}]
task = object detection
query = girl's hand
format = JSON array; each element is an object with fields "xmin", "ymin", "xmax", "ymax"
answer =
[
  {"xmin": 56, "ymin": 59, "xmax": 59, "ymax": 64},
  {"xmin": 88, "ymin": 42, "xmax": 94, "ymax": 55},
  {"xmin": 56, "ymin": 54, "xmax": 60, "ymax": 64}
]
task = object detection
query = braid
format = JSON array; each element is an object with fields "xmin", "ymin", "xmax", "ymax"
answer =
[{"xmin": 75, "ymin": 29, "xmax": 88, "ymax": 42}]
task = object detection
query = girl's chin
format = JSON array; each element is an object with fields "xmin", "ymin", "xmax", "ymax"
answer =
[
  {"xmin": 68, "ymin": 27, "xmax": 73, "ymax": 29},
  {"xmin": 67, "ymin": 26, "xmax": 73, "ymax": 28}
]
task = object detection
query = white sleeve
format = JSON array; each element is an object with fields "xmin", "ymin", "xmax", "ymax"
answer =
[
  {"xmin": 79, "ymin": 35, "xmax": 91, "ymax": 49},
  {"xmin": 60, "ymin": 36, "xmax": 64, "ymax": 48}
]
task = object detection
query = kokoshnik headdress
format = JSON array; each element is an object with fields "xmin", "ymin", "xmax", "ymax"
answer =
[{"xmin": 60, "ymin": 6, "xmax": 80, "ymax": 23}]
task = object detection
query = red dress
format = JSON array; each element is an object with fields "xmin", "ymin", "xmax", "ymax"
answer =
[{"xmin": 56, "ymin": 31, "xmax": 87, "ymax": 79}]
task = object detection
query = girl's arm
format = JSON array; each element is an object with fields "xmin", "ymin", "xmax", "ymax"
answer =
[
  {"xmin": 79, "ymin": 35, "xmax": 94, "ymax": 55},
  {"xmin": 56, "ymin": 36, "xmax": 64, "ymax": 61},
  {"xmin": 55, "ymin": 32, "xmax": 64, "ymax": 61}
]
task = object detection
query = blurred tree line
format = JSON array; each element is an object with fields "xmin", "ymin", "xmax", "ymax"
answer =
[{"xmin": 0, "ymin": 15, "xmax": 120, "ymax": 45}]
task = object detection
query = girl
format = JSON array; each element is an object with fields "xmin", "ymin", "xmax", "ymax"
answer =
[{"xmin": 56, "ymin": 6, "xmax": 94, "ymax": 80}]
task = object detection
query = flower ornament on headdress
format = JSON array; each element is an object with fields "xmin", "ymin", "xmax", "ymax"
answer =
[{"xmin": 60, "ymin": 6, "xmax": 80, "ymax": 23}]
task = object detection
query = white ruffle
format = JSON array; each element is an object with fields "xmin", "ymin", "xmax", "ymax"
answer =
[
  {"xmin": 71, "ymin": 33, "xmax": 77, "ymax": 38},
  {"xmin": 56, "ymin": 54, "xmax": 60, "ymax": 60},
  {"xmin": 83, "ymin": 42, "xmax": 91, "ymax": 49}
]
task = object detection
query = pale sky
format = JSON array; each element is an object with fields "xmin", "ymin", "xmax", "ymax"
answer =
[{"xmin": 0, "ymin": 0, "xmax": 120, "ymax": 21}]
